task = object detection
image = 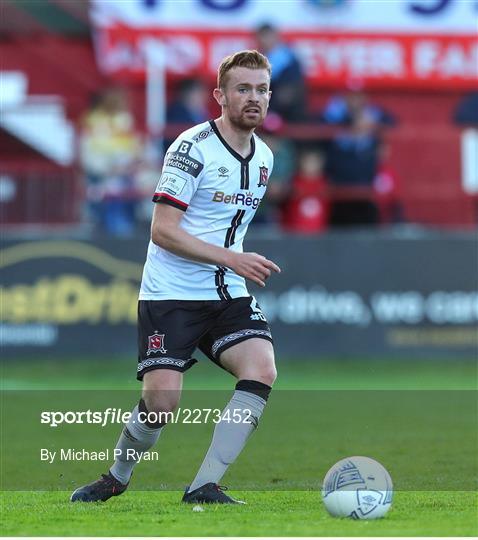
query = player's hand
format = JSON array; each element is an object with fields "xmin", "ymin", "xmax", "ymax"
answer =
[{"xmin": 227, "ymin": 252, "xmax": 281, "ymax": 288}]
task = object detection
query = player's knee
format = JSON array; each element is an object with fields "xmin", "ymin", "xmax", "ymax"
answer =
[
  {"xmin": 260, "ymin": 365, "xmax": 277, "ymax": 387},
  {"xmin": 245, "ymin": 363, "xmax": 276, "ymax": 387},
  {"xmin": 142, "ymin": 393, "xmax": 180, "ymax": 418},
  {"xmin": 242, "ymin": 355, "xmax": 277, "ymax": 387},
  {"xmin": 256, "ymin": 353, "xmax": 277, "ymax": 386}
]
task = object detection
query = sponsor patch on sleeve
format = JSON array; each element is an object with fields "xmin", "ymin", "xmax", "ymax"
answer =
[
  {"xmin": 163, "ymin": 140, "xmax": 204, "ymax": 178},
  {"xmin": 156, "ymin": 173, "xmax": 187, "ymax": 197}
]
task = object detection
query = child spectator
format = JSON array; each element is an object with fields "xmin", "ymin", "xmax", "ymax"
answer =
[
  {"xmin": 373, "ymin": 142, "xmax": 402, "ymax": 224},
  {"xmin": 281, "ymin": 148, "xmax": 329, "ymax": 233},
  {"xmin": 79, "ymin": 87, "xmax": 143, "ymax": 236}
]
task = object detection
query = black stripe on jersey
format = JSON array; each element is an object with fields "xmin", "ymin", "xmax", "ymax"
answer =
[
  {"xmin": 225, "ymin": 209, "xmax": 246, "ymax": 248},
  {"xmin": 215, "ymin": 210, "xmax": 245, "ymax": 300},
  {"xmin": 240, "ymin": 163, "xmax": 250, "ymax": 190},
  {"xmin": 215, "ymin": 266, "xmax": 231, "ymax": 300}
]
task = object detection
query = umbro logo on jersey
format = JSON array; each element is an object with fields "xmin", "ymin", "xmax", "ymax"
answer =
[
  {"xmin": 218, "ymin": 166, "xmax": 229, "ymax": 178},
  {"xmin": 193, "ymin": 127, "xmax": 213, "ymax": 143},
  {"xmin": 212, "ymin": 191, "xmax": 262, "ymax": 210}
]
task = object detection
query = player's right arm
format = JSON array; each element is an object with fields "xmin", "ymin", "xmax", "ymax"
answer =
[{"xmin": 151, "ymin": 203, "xmax": 280, "ymax": 288}]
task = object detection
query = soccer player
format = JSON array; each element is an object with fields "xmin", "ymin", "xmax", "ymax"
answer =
[{"xmin": 71, "ymin": 50, "xmax": 280, "ymax": 505}]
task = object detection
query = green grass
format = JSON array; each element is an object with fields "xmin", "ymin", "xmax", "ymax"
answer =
[
  {"xmin": 2, "ymin": 355, "xmax": 477, "ymax": 390},
  {"xmin": 1, "ymin": 357, "xmax": 477, "ymax": 536},
  {"xmin": 0, "ymin": 491, "xmax": 476, "ymax": 536}
]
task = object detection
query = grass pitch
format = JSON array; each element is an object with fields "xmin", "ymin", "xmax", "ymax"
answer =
[
  {"xmin": 1, "ymin": 490, "xmax": 476, "ymax": 537},
  {"xmin": 1, "ymin": 356, "xmax": 477, "ymax": 536}
]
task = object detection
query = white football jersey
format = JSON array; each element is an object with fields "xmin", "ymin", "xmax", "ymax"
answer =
[{"xmin": 139, "ymin": 120, "xmax": 274, "ymax": 301}]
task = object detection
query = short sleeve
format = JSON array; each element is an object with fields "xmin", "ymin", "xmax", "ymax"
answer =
[
  {"xmin": 268, "ymin": 147, "xmax": 274, "ymax": 177},
  {"xmin": 153, "ymin": 139, "xmax": 205, "ymax": 211}
]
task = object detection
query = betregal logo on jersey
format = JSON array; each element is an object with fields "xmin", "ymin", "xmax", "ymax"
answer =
[{"xmin": 212, "ymin": 191, "xmax": 262, "ymax": 209}]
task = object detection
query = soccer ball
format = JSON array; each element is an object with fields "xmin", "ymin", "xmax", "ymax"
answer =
[{"xmin": 321, "ymin": 456, "xmax": 393, "ymax": 519}]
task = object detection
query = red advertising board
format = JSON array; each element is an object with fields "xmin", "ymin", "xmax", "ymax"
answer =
[{"xmin": 94, "ymin": 27, "xmax": 478, "ymax": 89}]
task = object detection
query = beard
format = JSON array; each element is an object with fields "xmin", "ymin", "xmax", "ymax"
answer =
[
  {"xmin": 229, "ymin": 115, "xmax": 261, "ymax": 130},
  {"xmin": 226, "ymin": 104, "xmax": 266, "ymax": 131}
]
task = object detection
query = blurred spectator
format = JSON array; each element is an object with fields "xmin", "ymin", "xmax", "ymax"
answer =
[
  {"xmin": 325, "ymin": 107, "xmax": 381, "ymax": 187},
  {"xmin": 453, "ymin": 92, "xmax": 478, "ymax": 125},
  {"xmin": 281, "ymin": 147, "xmax": 329, "ymax": 233},
  {"xmin": 79, "ymin": 87, "xmax": 143, "ymax": 236},
  {"xmin": 320, "ymin": 82, "xmax": 396, "ymax": 127},
  {"xmin": 322, "ymin": 83, "xmax": 396, "ymax": 186},
  {"xmin": 255, "ymin": 23, "xmax": 306, "ymax": 123},
  {"xmin": 165, "ymin": 78, "xmax": 209, "ymax": 150},
  {"xmin": 321, "ymin": 84, "xmax": 395, "ymax": 226}
]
